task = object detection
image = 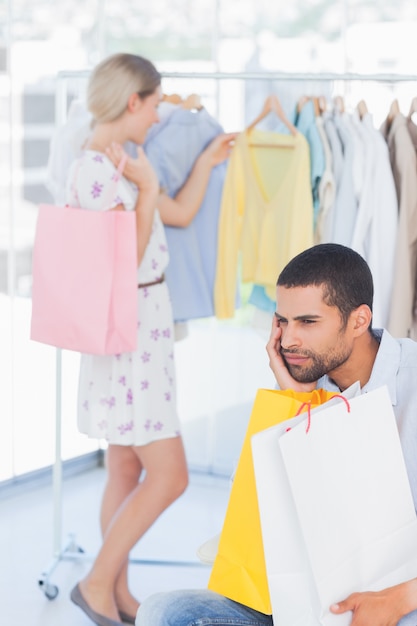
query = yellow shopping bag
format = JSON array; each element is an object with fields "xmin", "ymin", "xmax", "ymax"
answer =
[{"xmin": 208, "ymin": 387, "xmax": 337, "ymax": 615}]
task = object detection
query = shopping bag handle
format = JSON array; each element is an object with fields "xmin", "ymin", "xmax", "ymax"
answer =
[
  {"xmin": 66, "ymin": 152, "xmax": 129, "ymax": 211},
  {"xmin": 113, "ymin": 154, "xmax": 128, "ymax": 181},
  {"xmin": 329, "ymin": 394, "xmax": 351, "ymax": 412},
  {"xmin": 291, "ymin": 394, "xmax": 351, "ymax": 434}
]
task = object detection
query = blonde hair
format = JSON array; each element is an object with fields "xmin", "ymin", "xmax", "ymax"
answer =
[{"xmin": 87, "ymin": 53, "xmax": 161, "ymax": 123}]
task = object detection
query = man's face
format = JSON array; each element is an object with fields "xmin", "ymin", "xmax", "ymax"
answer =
[{"xmin": 275, "ymin": 284, "xmax": 354, "ymax": 383}]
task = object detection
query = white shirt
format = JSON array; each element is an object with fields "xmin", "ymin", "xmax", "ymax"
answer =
[{"xmin": 349, "ymin": 113, "xmax": 398, "ymax": 328}]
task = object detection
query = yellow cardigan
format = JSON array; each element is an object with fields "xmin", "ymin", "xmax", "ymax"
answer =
[{"xmin": 214, "ymin": 129, "xmax": 314, "ymax": 318}]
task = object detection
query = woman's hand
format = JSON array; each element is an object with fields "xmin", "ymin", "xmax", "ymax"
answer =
[
  {"xmin": 266, "ymin": 314, "xmax": 317, "ymax": 392},
  {"xmin": 202, "ymin": 132, "xmax": 238, "ymax": 167},
  {"xmin": 156, "ymin": 132, "xmax": 238, "ymax": 228},
  {"xmin": 105, "ymin": 142, "xmax": 159, "ymax": 195}
]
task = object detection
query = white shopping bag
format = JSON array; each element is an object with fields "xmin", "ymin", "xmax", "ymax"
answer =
[{"xmin": 252, "ymin": 385, "xmax": 417, "ymax": 626}]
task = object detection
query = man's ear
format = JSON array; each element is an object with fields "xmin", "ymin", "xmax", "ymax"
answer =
[{"xmin": 351, "ymin": 304, "xmax": 372, "ymax": 336}]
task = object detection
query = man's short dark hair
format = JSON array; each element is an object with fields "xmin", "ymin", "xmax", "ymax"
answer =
[{"xmin": 277, "ymin": 244, "xmax": 374, "ymax": 327}]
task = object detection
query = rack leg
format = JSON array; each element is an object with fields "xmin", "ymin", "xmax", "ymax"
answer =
[{"xmin": 38, "ymin": 533, "xmax": 85, "ymax": 600}]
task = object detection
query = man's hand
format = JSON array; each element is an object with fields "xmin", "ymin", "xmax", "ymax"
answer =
[
  {"xmin": 266, "ymin": 314, "xmax": 316, "ymax": 391},
  {"xmin": 330, "ymin": 579, "xmax": 417, "ymax": 626}
]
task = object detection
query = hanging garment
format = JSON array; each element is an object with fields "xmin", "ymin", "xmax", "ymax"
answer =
[
  {"xmin": 144, "ymin": 107, "xmax": 227, "ymax": 322},
  {"xmin": 248, "ymin": 284, "xmax": 276, "ymax": 314},
  {"xmin": 46, "ymin": 100, "xmax": 92, "ymax": 204},
  {"xmin": 331, "ymin": 112, "xmax": 358, "ymax": 246},
  {"xmin": 407, "ymin": 116, "xmax": 417, "ymax": 152},
  {"xmin": 321, "ymin": 113, "xmax": 344, "ymax": 242},
  {"xmin": 248, "ymin": 100, "xmax": 327, "ymax": 315},
  {"xmin": 350, "ymin": 111, "xmax": 398, "ymax": 328},
  {"xmin": 342, "ymin": 111, "xmax": 365, "ymax": 206},
  {"xmin": 381, "ymin": 114, "xmax": 417, "ymax": 338},
  {"xmin": 314, "ymin": 115, "xmax": 336, "ymax": 244},
  {"xmin": 293, "ymin": 99, "xmax": 325, "ymax": 227},
  {"xmin": 350, "ymin": 110, "xmax": 374, "ymax": 258},
  {"xmin": 46, "ymin": 99, "xmax": 139, "ymax": 204},
  {"xmin": 214, "ymin": 129, "xmax": 313, "ymax": 319},
  {"xmin": 405, "ymin": 117, "xmax": 417, "ymax": 334}
]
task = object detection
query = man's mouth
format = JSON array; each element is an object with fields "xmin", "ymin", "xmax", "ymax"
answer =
[{"xmin": 282, "ymin": 352, "xmax": 310, "ymax": 366}]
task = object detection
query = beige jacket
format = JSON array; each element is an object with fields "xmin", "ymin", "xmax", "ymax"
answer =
[{"xmin": 381, "ymin": 114, "xmax": 417, "ymax": 338}]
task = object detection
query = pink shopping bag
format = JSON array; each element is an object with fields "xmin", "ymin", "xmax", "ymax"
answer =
[{"xmin": 30, "ymin": 203, "xmax": 137, "ymax": 355}]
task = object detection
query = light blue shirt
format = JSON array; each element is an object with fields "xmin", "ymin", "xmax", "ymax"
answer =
[
  {"xmin": 144, "ymin": 107, "xmax": 227, "ymax": 322},
  {"xmin": 293, "ymin": 100, "xmax": 325, "ymax": 226},
  {"xmin": 248, "ymin": 284, "xmax": 276, "ymax": 313}
]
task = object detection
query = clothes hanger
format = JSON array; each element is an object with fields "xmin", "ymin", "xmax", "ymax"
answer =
[
  {"xmin": 387, "ymin": 98, "xmax": 400, "ymax": 124},
  {"xmin": 162, "ymin": 93, "xmax": 183, "ymax": 104},
  {"xmin": 297, "ymin": 95, "xmax": 309, "ymax": 114},
  {"xmin": 297, "ymin": 95, "xmax": 321, "ymax": 117},
  {"xmin": 246, "ymin": 95, "xmax": 297, "ymax": 148},
  {"xmin": 162, "ymin": 92, "xmax": 203, "ymax": 111},
  {"xmin": 181, "ymin": 93, "xmax": 203, "ymax": 111},
  {"xmin": 357, "ymin": 99, "xmax": 368, "ymax": 119},
  {"xmin": 318, "ymin": 95, "xmax": 327, "ymax": 114},
  {"xmin": 311, "ymin": 96, "xmax": 321, "ymax": 117}
]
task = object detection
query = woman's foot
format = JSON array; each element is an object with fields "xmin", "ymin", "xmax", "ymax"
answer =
[
  {"xmin": 118, "ymin": 609, "xmax": 138, "ymax": 624},
  {"xmin": 70, "ymin": 583, "xmax": 123, "ymax": 626},
  {"xmin": 77, "ymin": 578, "xmax": 122, "ymax": 623},
  {"xmin": 115, "ymin": 589, "xmax": 140, "ymax": 623}
]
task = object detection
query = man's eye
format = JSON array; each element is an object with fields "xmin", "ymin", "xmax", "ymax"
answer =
[{"xmin": 302, "ymin": 319, "xmax": 316, "ymax": 324}]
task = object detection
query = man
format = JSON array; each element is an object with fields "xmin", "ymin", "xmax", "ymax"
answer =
[{"xmin": 136, "ymin": 244, "xmax": 417, "ymax": 626}]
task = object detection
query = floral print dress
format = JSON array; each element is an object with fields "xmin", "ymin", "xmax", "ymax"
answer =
[{"xmin": 65, "ymin": 150, "xmax": 180, "ymax": 446}]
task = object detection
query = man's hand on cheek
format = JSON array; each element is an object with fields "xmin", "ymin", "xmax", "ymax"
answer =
[{"xmin": 266, "ymin": 316, "xmax": 317, "ymax": 392}]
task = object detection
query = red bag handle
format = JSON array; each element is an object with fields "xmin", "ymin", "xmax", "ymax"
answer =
[{"xmin": 288, "ymin": 394, "xmax": 351, "ymax": 434}]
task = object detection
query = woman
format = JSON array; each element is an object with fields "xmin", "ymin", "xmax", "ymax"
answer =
[{"xmin": 66, "ymin": 52, "xmax": 236, "ymax": 626}]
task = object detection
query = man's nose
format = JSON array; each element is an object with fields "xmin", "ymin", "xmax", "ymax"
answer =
[{"xmin": 280, "ymin": 324, "xmax": 301, "ymax": 350}]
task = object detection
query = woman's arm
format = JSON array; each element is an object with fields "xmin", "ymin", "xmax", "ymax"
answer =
[
  {"xmin": 157, "ymin": 132, "xmax": 237, "ymax": 228},
  {"xmin": 106, "ymin": 142, "xmax": 159, "ymax": 266}
]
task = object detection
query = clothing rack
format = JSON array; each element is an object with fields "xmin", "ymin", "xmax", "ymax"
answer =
[
  {"xmin": 39, "ymin": 67, "xmax": 417, "ymax": 601},
  {"xmin": 57, "ymin": 69, "xmax": 417, "ymax": 82}
]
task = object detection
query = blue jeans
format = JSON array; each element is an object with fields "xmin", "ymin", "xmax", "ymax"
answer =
[{"xmin": 136, "ymin": 589, "xmax": 273, "ymax": 625}]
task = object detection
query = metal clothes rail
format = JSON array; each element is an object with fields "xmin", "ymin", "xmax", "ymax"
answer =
[{"xmin": 57, "ymin": 69, "xmax": 417, "ymax": 82}]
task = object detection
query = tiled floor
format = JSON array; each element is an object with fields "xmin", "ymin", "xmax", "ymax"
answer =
[{"xmin": 0, "ymin": 466, "xmax": 230, "ymax": 625}]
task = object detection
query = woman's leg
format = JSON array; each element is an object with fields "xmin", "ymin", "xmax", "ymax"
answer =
[
  {"xmin": 78, "ymin": 436, "xmax": 188, "ymax": 621},
  {"xmin": 100, "ymin": 445, "xmax": 143, "ymax": 618},
  {"xmin": 136, "ymin": 589, "xmax": 273, "ymax": 626}
]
